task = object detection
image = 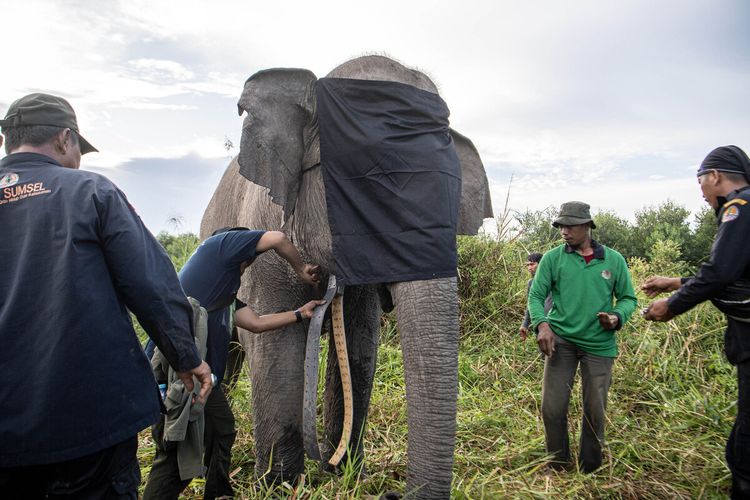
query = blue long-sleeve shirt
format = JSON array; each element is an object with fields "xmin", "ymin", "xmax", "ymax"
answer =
[
  {"xmin": 0, "ymin": 153, "xmax": 201, "ymax": 466},
  {"xmin": 178, "ymin": 229, "xmax": 266, "ymax": 383}
]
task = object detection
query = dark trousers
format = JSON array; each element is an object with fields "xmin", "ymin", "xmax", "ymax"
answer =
[
  {"xmin": 729, "ymin": 361, "xmax": 750, "ymax": 499},
  {"xmin": 0, "ymin": 436, "xmax": 140, "ymax": 500},
  {"xmin": 143, "ymin": 386, "xmax": 236, "ymax": 500},
  {"xmin": 541, "ymin": 334, "xmax": 614, "ymax": 472}
]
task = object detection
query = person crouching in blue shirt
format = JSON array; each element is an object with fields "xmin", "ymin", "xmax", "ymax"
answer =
[{"xmin": 143, "ymin": 227, "xmax": 322, "ymax": 500}]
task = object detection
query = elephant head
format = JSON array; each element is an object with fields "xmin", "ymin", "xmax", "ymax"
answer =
[
  {"xmin": 201, "ymin": 55, "xmax": 492, "ymax": 499},
  {"xmin": 235, "ymin": 68, "xmax": 319, "ymax": 222}
]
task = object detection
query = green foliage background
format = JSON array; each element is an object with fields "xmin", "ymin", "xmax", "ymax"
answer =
[
  {"xmin": 156, "ymin": 231, "xmax": 200, "ymax": 271},
  {"xmin": 512, "ymin": 200, "xmax": 717, "ymax": 269},
  {"xmin": 138, "ymin": 205, "xmax": 734, "ymax": 498}
]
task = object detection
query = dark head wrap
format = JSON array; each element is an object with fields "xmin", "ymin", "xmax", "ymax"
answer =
[{"xmin": 697, "ymin": 145, "xmax": 750, "ymax": 182}]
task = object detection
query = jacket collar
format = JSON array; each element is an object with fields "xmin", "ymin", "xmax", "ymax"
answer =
[
  {"xmin": 0, "ymin": 152, "xmax": 62, "ymax": 169},
  {"xmin": 564, "ymin": 238, "xmax": 605, "ymax": 259},
  {"xmin": 727, "ymin": 185, "xmax": 750, "ymax": 201},
  {"xmin": 714, "ymin": 185, "xmax": 750, "ymax": 217}
]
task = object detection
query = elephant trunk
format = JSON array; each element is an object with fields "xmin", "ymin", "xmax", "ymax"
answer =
[{"xmin": 390, "ymin": 277, "xmax": 459, "ymax": 499}]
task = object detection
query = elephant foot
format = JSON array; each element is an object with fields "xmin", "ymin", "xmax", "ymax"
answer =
[
  {"xmin": 318, "ymin": 458, "xmax": 368, "ymax": 479},
  {"xmin": 318, "ymin": 460, "xmax": 336, "ymax": 475},
  {"xmin": 548, "ymin": 459, "xmax": 574, "ymax": 472},
  {"xmin": 378, "ymin": 491, "xmax": 402, "ymax": 500},
  {"xmin": 255, "ymin": 468, "xmax": 302, "ymax": 488}
]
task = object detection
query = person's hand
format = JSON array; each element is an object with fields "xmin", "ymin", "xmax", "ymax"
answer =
[
  {"xmin": 641, "ymin": 276, "xmax": 680, "ymax": 298},
  {"xmin": 537, "ymin": 322, "xmax": 556, "ymax": 357},
  {"xmin": 519, "ymin": 326, "xmax": 528, "ymax": 341},
  {"xmin": 642, "ymin": 299, "xmax": 675, "ymax": 322},
  {"xmin": 177, "ymin": 360, "xmax": 213, "ymax": 405},
  {"xmin": 597, "ymin": 312, "xmax": 619, "ymax": 330},
  {"xmin": 298, "ymin": 264, "xmax": 321, "ymax": 286},
  {"xmin": 297, "ymin": 299, "xmax": 326, "ymax": 319}
]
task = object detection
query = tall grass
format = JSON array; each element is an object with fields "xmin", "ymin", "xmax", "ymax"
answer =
[{"xmin": 137, "ymin": 235, "xmax": 735, "ymax": 498}]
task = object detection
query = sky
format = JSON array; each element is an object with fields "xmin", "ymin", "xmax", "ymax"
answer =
[{"xmin": 1, "ymin": 0, "xmax": 749, "ymax": 235}]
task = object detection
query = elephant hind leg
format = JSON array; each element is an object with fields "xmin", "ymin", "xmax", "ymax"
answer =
[{"xmin": 389, "ymin": 277, "xmax": 459, "ymax": 499}]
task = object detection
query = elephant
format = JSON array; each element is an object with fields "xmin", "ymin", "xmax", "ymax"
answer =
[{"xmin": 200, "ymin": 55, "xmax": 493, "ymax": 498}]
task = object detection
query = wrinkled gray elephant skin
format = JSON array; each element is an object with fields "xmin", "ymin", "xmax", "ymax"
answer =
[{"xmin": 201, "ymin": 55, "xmax": 493, "ymax": 499}]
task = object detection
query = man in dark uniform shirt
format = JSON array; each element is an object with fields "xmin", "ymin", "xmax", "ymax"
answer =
[
  {"xmin": 143, "ymin": 227, "xmax": 322, "ymax": 500},
  {"xmin": 643, "ymin": 145, "xmax": 750, "ymax": 499},
  {"xmin": 0, "ymin": 93, "xmax": 212, "ymax": 499}
]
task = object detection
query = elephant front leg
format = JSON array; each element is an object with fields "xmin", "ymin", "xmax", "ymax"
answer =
[
  {"xmin": 321, "ymin": 285, "xmax": 381, "ymax": 474},
  {"xmin": 243, "ymin": 322, "xmax": 307, "ymax": 484},
  {"xmin": 390, "ymin": 277, "xmax": 459, "ymax": 499}
]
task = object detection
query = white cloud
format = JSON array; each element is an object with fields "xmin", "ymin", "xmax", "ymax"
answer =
[
  {"xmin": 127, "ymin": 59, "xmax": 195, "ymax": 81},
  {"xmin": 1, "ymin": 0, "xmax": 747, "ymax": 233},
  {"xmin": 110, "ymin": 102, "xmax": 198, "ymax": 111},
  {"xmin": 182, "ymin": 72, "xmax": 248, "ymax": 98}
]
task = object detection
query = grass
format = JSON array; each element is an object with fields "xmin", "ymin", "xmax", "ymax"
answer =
[{"xmin": 137, "ymin": 235, "xmax": 736, "ymax": 498}]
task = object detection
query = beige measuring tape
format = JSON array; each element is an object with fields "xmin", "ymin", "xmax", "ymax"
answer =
[
  {"xmin": 328, "ymin": 293, "xmax": 353, "ymax": 466},
  {"xmin": 302, "ymin": 275, "xmax": 354, "ymax": 467}
]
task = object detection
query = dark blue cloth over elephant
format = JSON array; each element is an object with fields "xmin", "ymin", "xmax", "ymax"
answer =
[{"xmin": 316, "ymin": 78, "xmax": 461, "ymax": 286}]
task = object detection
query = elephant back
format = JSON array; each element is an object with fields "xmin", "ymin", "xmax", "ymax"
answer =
[
  {"xmin": 201, "ymin": 157, "xmax": 247, "ymax": 239},
  {"xmin": 326, "ymin": 55, "xmax": 439, "ymax": 95}
]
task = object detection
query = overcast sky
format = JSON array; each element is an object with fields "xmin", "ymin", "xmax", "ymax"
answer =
[{"xmin": 2, "ymin": 0, "xmax": 748, "ymax": 234}]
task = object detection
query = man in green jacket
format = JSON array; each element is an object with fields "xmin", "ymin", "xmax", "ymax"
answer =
[{"xmin": 529, "ymin": 201, "xmax": 637, "ymax": 472}]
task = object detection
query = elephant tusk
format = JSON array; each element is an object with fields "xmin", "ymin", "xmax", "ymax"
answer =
[{"xmin": 328, "ymin": 292, "xmax": 353, "ymax": 467}]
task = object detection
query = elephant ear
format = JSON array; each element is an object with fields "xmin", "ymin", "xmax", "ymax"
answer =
[
  {"xmin": 451, "ymin": 129, "xmax": 493, "ymax": 234},
  {"xmin": 236, "ymin": 68, "xmax": 318, "ymax": 221}
]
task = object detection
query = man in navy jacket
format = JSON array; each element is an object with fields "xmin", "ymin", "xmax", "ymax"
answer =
[{"xmin": 0, "ymin": 93, "xmax": 212, "ymax": 498}]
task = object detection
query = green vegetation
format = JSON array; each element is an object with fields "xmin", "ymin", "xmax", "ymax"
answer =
[
  {"xmin": 156, "ymin": 231, "xmax": 200, "ymax": 271},
  {"xmin": 137, "ymin": 219, "xmax": 734, "ymax": 498},
  {"xmin": 514, "ymin": 201, "xmax": 717, "ymax": 268}
]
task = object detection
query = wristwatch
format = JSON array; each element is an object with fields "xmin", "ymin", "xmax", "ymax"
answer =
[{"xmin": 294, "ymin": 309, "xmax": 303, "ymax": 323}]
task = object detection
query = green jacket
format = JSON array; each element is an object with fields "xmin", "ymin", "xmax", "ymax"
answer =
[{"xmin": 529, "ymin": 241, "xmax": 637, "ymax": 357}]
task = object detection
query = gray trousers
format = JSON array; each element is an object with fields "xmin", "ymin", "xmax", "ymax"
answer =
[{"xmin": 541, "ymin": 334, "xmax": 614, "ymax": 472}]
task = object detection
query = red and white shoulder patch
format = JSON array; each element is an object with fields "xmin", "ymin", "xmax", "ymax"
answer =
[{"xmin": 722, "ymin": 205, "xmax": 740, "ymax": 223}]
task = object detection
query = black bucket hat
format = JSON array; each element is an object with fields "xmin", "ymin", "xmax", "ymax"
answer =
[
  {"xmin": 552, "ymin": 201, "xmax": 596, "ymax": 229},
  {"xmin": 0, "ymin": 93, "xmax": 98, "ymax": 154}
]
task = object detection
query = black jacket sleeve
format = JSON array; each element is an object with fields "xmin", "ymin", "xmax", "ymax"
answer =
[
  {"xmin": 668, "ymin": 200, "xmax": 750, "ymax": 314},
  {"xmin": 94, "ymin": 182, "xmax": 201, "ymax": 372}
]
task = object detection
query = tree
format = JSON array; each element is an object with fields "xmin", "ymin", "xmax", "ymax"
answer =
[
  {"xmin": 632, "ymin": 200, "xmax": 691, "ymax": 261},
  {"xmin": 592, "ymin": 210, "xmax": 635, "ymax": 259},
  {"xmin": 157, "ymin": 231, "xmax": 200, "ymax": 271},
  {"xmin": 513, "ymin": 200, "xmax": 715, "ymax": 271},
  {"xmin": 649, "ymin": 238, "xmax": 690, "ymax": 276},
  {"xmin": 513, "ymin": 207, "xmax": 560, "ymax": 252},
  {"xmin": 683, "ymin": 206, "xmax": 717, "ymax": 267}
]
